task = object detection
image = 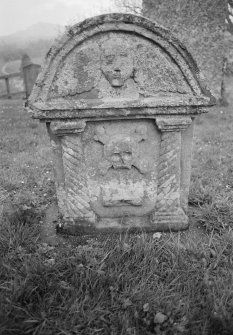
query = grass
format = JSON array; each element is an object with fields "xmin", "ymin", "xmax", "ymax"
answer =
[{"xmin": 1, "ymin": 100, "xmax": 233, "ymax": 334}]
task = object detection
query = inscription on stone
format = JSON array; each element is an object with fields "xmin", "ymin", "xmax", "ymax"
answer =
[{"xmin": 28, "ymin": 14, "xmax": 215, "ymax": 233}]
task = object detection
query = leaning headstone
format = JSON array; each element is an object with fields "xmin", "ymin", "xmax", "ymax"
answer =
[
  {"xmin": 28, "ymin": 14, "xmax": 215, "ymax": 234},
  {"xmin": 21, "ymin": 54, "xmax": 41, "ymax": 98}
]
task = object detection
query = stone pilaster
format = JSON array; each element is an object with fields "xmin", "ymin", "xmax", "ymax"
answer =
[
  {"xmin": 150, "ymin": 116, "xmax": 192, "ymax": 230},
  {"xmin": 48, "ymin": 120, "xmax": 96, "ymax": 225}
]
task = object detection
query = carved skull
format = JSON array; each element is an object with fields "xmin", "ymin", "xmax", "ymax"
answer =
[
  {"xmin": 94, "ymin": 125, "xmax": 148, "ymax": 174},
  {"xmin": 101, "ymin": 38, "xmax": 135, "ymax": 87}
]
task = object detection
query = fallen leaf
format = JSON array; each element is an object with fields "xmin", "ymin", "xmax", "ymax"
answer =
[
  {"xmin": 154, "ymin": 312, "xmax": 167, "ymax": 324},
  {"xmin": 143, "ymin": 303, "xmax": 150, "ymax": 312},
  {"xmin": 44, "ymin": 258, "xmax": 55, "ymax": 266},
  {"xmin": 123, "ymin": 243, "xmax": 131, "ymax": 251},
  {"xmin": 123, "ymin": 298, "xmax": 132, "ymax": 308},
  {"xmin": 153, "ymin": 232, "xmax": 162, "ymax": 239}
]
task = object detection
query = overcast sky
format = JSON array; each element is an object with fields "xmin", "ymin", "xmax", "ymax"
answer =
[{"xmin": 0, "ymin": 0, "xmax": 118, "ymax": 36}]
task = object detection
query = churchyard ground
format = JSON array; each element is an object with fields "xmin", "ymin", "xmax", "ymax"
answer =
[{"xmin": 0, "ymin": 99, "xmax": 233, "ymax": 334}]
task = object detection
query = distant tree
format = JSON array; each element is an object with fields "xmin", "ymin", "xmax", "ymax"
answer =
[
  {"xmin": 0, "ymin": 43, "xmax": 23, "ymax": 62},
  {"xmin": 142, "ymin": 0, "xmax": 228, "ymax": 101},
  {"xmin": 115, "ymin": 0, "xmax": 228, "ymax": 101},
  {"xmin": 223, "ymin": 1, "xmax": 233, "ymax": 102},
  {"xmin": 227, "ymin": 0, "xmax": 233, "ymax": 33},
  {"xmin": 0, "ymin": 39, "xmax": 52, "ymax": 64},
  {"xmin": 114, "ymin": 0, "xmax": 142, "ymax": 14}
]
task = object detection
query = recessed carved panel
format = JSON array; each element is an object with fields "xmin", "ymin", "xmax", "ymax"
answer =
[{"xmin": 62, "ymin": 119, "xmax": 160, "ymax": 218}]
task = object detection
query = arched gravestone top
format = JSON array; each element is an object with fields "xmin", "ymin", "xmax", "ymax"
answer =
[{"xmin": 28, "ymin": 13, "xmax": 215, "ymax": 119}]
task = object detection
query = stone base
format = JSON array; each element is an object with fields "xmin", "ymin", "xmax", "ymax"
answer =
[
  {"xmin": 57, "ymin": 209, "xmax": 189, "ymax": 235},
  {"xmin": 150, "ymin": 209, "xmax": 189, "ymax": 232}
]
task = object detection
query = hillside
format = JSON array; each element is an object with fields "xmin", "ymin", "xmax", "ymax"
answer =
[
  {"xmin": 0, "ymin": 22, "xmax": 65, "ymax": 63},
  {"xmin": 0, "ymin": 22, "xmax": 64, "ymax": 47}
]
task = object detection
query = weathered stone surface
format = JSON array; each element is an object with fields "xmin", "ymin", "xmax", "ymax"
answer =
[{"xmin": 28, "ymin": 13, "xmax": 215, "ymax": 234}]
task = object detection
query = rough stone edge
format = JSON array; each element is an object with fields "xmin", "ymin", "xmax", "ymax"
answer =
[{"xmin": 28, "ymin": 13, "xmax": 216, "ymax": 110}]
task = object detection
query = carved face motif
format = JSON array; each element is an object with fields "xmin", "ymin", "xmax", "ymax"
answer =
[
  {"xmin": 101, "ymin": 38, "xmax": 134, "ymax": 87},
  {"xmin": 94, "ymin": 125, "xmax": 149, "ymax": 174}
]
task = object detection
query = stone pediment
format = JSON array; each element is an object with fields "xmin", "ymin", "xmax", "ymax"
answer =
[{"xmin": 28, "ymin": 13, "xmax": 215, "ymax": 119}]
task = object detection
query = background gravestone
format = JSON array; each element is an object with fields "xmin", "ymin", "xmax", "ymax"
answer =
[
  {"xmin": 28, "ymin": 14, "xmax": 215, "ymax": 234},
  {"xmin": 21, "ymin": 54, "xmax": 41, "ymax": 98}
]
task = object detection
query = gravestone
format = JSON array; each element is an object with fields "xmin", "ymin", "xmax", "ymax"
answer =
[
  {"xmin": 21, "ymin": 54, "xmax": 41, "ymax": 98},
  {"xmin": 28, "ymin": 14, "xmax": 215, "ymax": 234}
]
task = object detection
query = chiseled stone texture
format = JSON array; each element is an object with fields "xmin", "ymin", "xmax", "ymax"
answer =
[{"xmin": 28, "ymin": 13, "xmax": 215, "ymax": 233}]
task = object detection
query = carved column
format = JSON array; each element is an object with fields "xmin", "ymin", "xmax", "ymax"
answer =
[
  {"xmin": 47, "ymin": 120, "xmax": 96, "ymax": 225},
  {"xmin": 150, "ymin": 116, "xmax": 192, "ymax": 231}
]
